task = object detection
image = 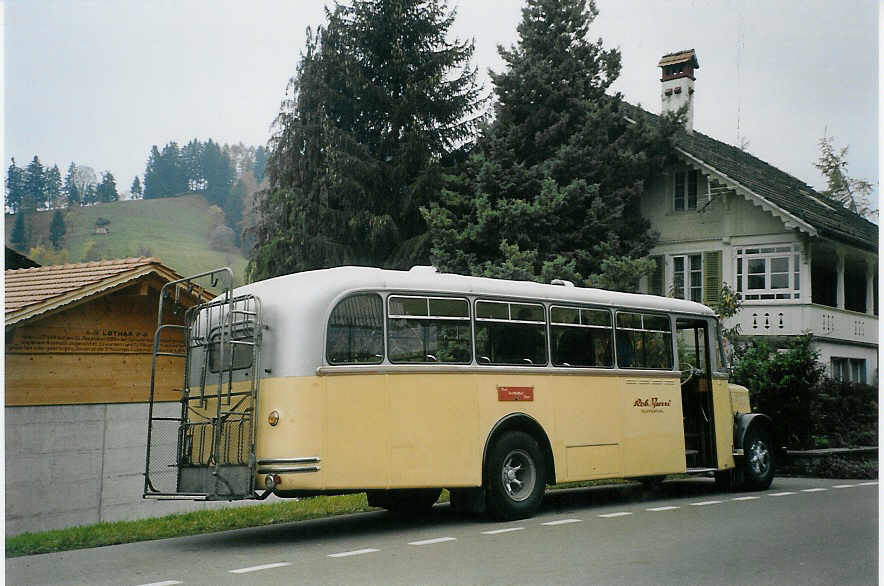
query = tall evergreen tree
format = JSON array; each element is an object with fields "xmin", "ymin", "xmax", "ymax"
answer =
[
  {"xmin": 182, "ymin": 139, "xmax": 204, "ymax": 191},
  {"xmin": 64, "ymin": 162, "xmax": 81, "ymax": 207},
  {"xmin": 248, "ymin": 0, "xmax": 483, "ymax": 280},
  {"xmin": 130, "ymin": 175, "xmax": 143, "ymax": 199},
  {"xmin": 253, "ymin": 145, "xmax": 267, "ymax": 183},
  {"xmin": 10, "ymin": 210, "xmax": 27, "ymax": 250},
  {"xmin": 143, "ymin": 145, "xmax": 162, "ymax": 199},
  {"xmin": 6, "ymin": 158, "xmax": 24, "ymax": 213},
  {"xmin": 97, "ymin": 171, "xmax": 119, "ymax": 203},
  {"xmin": 49, "ymin": 209, "xmax": 66, "ymax": 249},
  {"xmin": 23, "ymin": 156, "xmax": 46, "ymax": 213},
  {"xmin": 200, "ymin": 139, "xmax": 235, "ymax": 207},
  {"xmin": 423, "ymin": 0, "xmax": 680, "ymax": 288},
  {"xmin": 46, "ymin": 164, "xmax": 63, "ymax": 209}
]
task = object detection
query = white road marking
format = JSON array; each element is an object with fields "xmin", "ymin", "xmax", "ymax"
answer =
[
  {"xmin": 768, "ymin": 491, "xmax": 797, "ymax": 497},
  {"xmin": 598, "ymin": 512, "xmax": 633, "ymax": 518},
  {"xmin": 481, "ymin": 527, "xmax": 525, "ymax": 535},
  {"xmin": 801, "ymin": 488, "xmax": 828, "ymax": 493},
  {"xmin": 690, "ymin": 500, "xmax": 722, "ymax": 506},
  {"xmin": 408, "ymin": 537, "xmax": 456, "ymax": 546},
  {"xmin": 229, "ymin": 562, "xmax": 292, "ymax": 574},
  {"xmin": 646, "ymin": 506, "xmax": 680, "ymax": 511},
  {"xmin": 833, "ymin": 484, "xmax": 857, "ymax": 489},
  {"xmin": 541, "ymin": 518, "xmax": 582, "ymax": 526},
  {"xmin": 328, "ymin": 548, "xmax": 380, "ymax": 558},
  {"xmin": 857, "ymin": 481, "xmax": 878, "ymax": 486},
  {"xmin": 732, "ymin": 496, "xmax": 760, "ymax": 501},
  {"xmin": 137, "ymin": 581, "xmax": 183, "ymax": 586}
]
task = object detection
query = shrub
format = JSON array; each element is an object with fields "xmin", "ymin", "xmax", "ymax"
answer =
[
  {"xmin": 95, "ymin": 217, "xmax": 111, "ymax": 227},
  {"xmin": 811, "ymin": 378, "xmax": 878, "ymax": 448},
  {"xmin": 731, "ymin": 334, "xmax": 825, "ymax": 449},
  {"xmin": 208, "ymin": 224, "xmax": 236, "ymax": 252}
]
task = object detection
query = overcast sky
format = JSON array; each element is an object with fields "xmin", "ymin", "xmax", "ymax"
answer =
[{"xmin": 4, "ymin": 0, "xmax": 879, "ymax": 203}]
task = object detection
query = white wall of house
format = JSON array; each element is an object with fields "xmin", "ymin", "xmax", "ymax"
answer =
[{"xmin": 641, "ymin": 162, "xmax": 878, "ymax": 384}]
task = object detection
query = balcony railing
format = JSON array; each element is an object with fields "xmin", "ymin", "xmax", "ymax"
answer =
[{"xmin": 725, "ymin": 303, "xmax": 878, "ymax": 345}]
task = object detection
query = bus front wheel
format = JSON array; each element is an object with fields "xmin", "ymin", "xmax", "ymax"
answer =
[
  {"xmin": 485, "ymin": 431, "xmax": 546, "ymax": 521},
  {"xmin": 741, "ymin": 426, "xmax": 775, "ymax": 490}
]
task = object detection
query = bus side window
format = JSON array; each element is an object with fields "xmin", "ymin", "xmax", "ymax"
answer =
[
  {"xmin": 550, "ymin": 306, "xmax": 613, "ymax": 367},
  {"xmin": 387, "ymin": 296, "xmax": 471, "ymax": 363},
  {"xmin": 615, "ymin": 312, "xmax": 673, "ymax": 369},
  {"xmin": 476, "ymin": 300, "xmax": 546, "ymax": 366},
  {"xmin": 327, "ymin": 294, "xmax": 384, "ymax": 364}
]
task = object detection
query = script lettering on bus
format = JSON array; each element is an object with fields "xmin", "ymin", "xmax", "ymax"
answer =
[
  {"xmin": 497, "ymin": 386, "xmax": 534, "ymax": 402},
  {"xmin": 632, "ymin": 397, "xmax": 671, "ymax": 413}
]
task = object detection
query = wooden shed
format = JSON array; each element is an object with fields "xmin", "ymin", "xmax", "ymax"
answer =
[{"xmin": 5, "ymin": 257, "xmax": 212, "ymax": 406}]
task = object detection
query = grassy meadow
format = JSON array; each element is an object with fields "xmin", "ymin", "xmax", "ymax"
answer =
[{"xmin": 6, "ymin": 194, "xmax": 249, "ymax": 283}]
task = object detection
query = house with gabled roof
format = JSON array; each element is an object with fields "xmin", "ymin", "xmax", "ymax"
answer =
[
  {"xmin": 5, "ymin": 257, "xmax": 214, "ymax": 534},
  {"xmin": 638, "ymin": 50, "xmax": 878, "ymax": 384}
]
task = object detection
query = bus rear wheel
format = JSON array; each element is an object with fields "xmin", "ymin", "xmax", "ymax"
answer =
[
  {"xmin": 366, "ymin": 488, "xmax": 442, "ymax": 515},
  {"xmin": 485, "ymin": 431, "xmax": 546, "ymax": 521}
]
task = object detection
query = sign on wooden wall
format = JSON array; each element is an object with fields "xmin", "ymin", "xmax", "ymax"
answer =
[{"xmin": 6, "ymin": 326, "xmax": 183, "ymax": 354}]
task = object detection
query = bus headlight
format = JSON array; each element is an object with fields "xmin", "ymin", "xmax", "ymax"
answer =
[{"xmin": 268, "ymin": 410, "xmax": 279, "ymax": 426}]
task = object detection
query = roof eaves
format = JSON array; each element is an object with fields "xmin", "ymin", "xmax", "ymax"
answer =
[
  {"xmin": 5, "ymin": 262, "xmax": 180, "ymax": 327},
  {"xmin": 675, "ymin": 147, "xmax": 819, "ymax": 238}
]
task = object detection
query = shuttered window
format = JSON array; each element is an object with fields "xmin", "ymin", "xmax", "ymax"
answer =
[{"xmin": 702, "ymin": 250, "xmax": 722, "ymax": 306}]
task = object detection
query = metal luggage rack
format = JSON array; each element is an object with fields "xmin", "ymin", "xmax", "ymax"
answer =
[{"xmin": 144, "ymin": 268, "xmax": 264, "ymax": 501}]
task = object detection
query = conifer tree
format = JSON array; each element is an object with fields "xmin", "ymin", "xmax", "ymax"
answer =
[
  {"xmin": 248, "ymin": 0, "xmax": 483, "ymax": 280},
  {"xmin": 46, "ymin": 165, "xmax": 62, "ymax": 209},
  {"xmin": 23, "ymin": 156, "xmax": 46, "ymax": 213},
  {"xmin": 422, "ymin": 0, "xmax": 680, "ymax": 288},
  {"xmin": 97, "ymin": 171, "xmax": 119, "ymax": 203},
  {"xmin": 49, "ymin": 209, "xmax": 66, "ymax": 249},
  {"xmin": 130, "ymin": 176, "xmax": 143, "ymax": 199},
  {"xmin": 6, "ymin": 158, "xmax": 24, "ymax": 213},
  {"xmin": 10, "ymin": 210, "xmax": 27, "ymax": 250},
  {"xmin": 64, "ymin": 163, "xmax": 81, "ymax": 207}
]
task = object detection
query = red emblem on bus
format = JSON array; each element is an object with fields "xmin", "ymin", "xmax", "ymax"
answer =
[{"xmin": 497, "ymin": 386, "xmax": 534, "ymax": 401}]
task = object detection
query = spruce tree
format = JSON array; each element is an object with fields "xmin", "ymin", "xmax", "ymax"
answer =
[
  {"xmin": 10, "ymin": 210, "xmax": 27, "ymax": 250},
  {"xmin": 6, "ymin": 158, "xmax": 24, "ymax": 213},
  {"xmin": 248, "ymin": 0, "xmax": 483, "ymax": 280},
  {"xmin": 46, "ymin": 165, "xmax": 62, "ymax": 209},
  {"xmin": 49, "ymin": 209, "xmax": 66, "ymax": 249},
  {"xmin": 23, "ymin": 156, "xmax": 46, "ymax": 213},
  {"xmin": 143, "ymin": 146, "xmax": 162, "ymax": 199},
  {"xmin": 64, "ymin": 163, "xmax": 81, "ymax": 207},
  {"xmin": 130, "ymin": 176, "xmax": 143, "ymax": 199},
  {"xmin": 423, "ymin": 0, "xmax": 680, "ymax": 288},
  {"xmin": 97, "ymin": 171, "xmax": 119, "ymax": 203}
]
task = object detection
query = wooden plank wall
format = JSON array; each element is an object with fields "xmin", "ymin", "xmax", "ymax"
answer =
[{"xmin": 5, "ymin": 276, "xmax": 195, "ymax": 406}]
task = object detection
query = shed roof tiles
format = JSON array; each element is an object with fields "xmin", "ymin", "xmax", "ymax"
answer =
[{"xmin": 5, "ymin": 257, "xmax": 211, "ymax": 326}]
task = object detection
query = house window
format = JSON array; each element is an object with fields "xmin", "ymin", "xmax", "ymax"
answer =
[
  {"xmin": 672, "ymin": 254, "xmax": 702, "ymax": 302},
  {"xmin": 736, "ymin": 245, "xmax": 801, "ymax": 300},
  {"xmin": 831, "ymin": 357, "xmax": 867, "ymax": 384},
  {"xmin": 674, "ymin": 169, "xmax": 699, "ymax": 211}
]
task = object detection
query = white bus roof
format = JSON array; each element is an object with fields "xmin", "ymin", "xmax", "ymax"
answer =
[
  {"xmin": 236, "ymin": 265, "xmax": 715, "ymax": 317},
  {"xmin": 229, "ymin": 266, "xmax": 714, "ymax": 377}
]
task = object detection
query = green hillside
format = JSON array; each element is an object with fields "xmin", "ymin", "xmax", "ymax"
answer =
[{"xmin": 5, "ymin": 195, "xmax": 249, "ymax": 284}]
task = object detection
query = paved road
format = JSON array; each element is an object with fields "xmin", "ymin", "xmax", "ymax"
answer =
[{"xmin": 7, "ymin": 477, "xmax": 878, "ymax": 585}]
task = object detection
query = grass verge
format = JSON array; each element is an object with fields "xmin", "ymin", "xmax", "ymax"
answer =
[{"xmin": 6, "ymin": 493, "xmax": 375, "ymax": 558}]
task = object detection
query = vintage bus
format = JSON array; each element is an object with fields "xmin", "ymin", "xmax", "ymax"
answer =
[{"xmin": 144, "ymin": 265, "xmax": 775, "ymax": 520}]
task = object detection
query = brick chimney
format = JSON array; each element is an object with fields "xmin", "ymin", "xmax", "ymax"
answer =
[{"xmin": 658, "ymin": 49, "xmax": 699, "ymax": 134}]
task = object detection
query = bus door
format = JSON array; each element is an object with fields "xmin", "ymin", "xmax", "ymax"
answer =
[{"xmin": 676, "ymin": 318, "xmax": 716, "ymax": 470}]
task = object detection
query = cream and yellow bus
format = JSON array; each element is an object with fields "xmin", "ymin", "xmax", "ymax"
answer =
[{"xmin": 144, "ymin": 266, "xmax": 775, "ymax": 520}]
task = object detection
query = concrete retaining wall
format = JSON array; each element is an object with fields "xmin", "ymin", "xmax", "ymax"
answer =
[{"xmin": 5, "ymin": 403, "xmax": 277, "ymax": 536}]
